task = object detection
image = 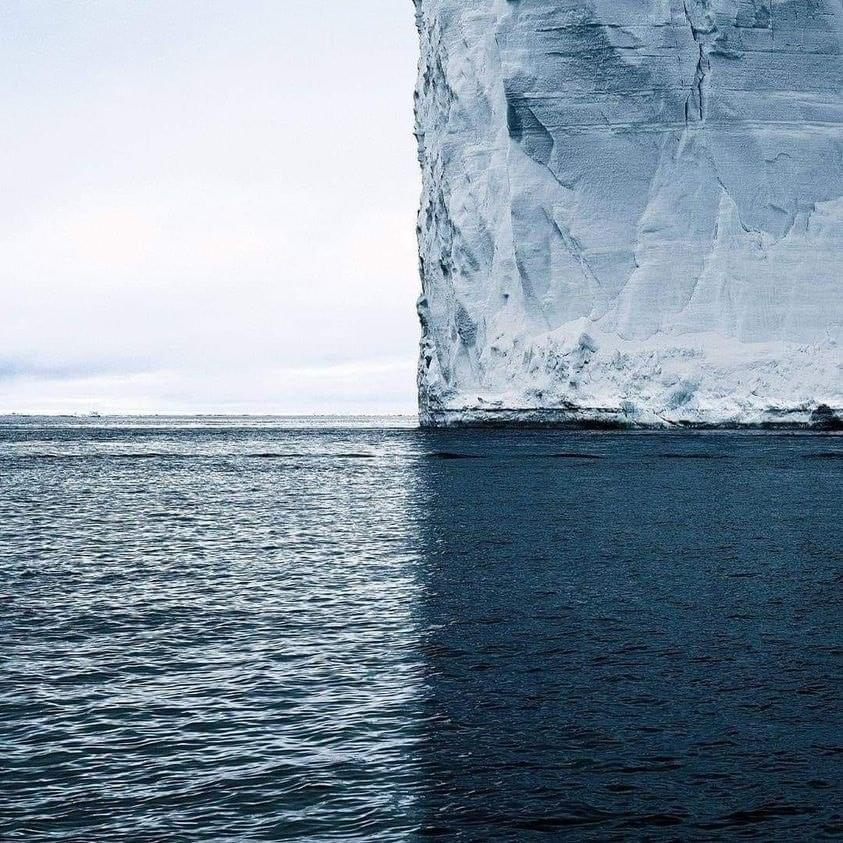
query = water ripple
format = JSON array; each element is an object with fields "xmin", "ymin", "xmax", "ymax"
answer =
[{"xmin": 1, "ymin": 420, "xmax": 840, "ymax": 839}]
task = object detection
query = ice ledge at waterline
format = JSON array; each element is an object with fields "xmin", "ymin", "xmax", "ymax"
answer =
[{"xmin": 413, "ymin": 0, "xmax": 843, "ymax": 428}]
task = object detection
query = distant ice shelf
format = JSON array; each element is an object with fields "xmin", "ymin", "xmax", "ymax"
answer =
[{"xmin": 413, "ymin": 0, "xmax": 843, "ymax": 428}]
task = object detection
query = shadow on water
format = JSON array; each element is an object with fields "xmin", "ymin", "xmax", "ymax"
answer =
[{"xmin": 410, "ymin": 431, "xmax": 842, "ymax": 840}]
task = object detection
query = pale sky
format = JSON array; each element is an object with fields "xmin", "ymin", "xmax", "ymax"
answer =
[{"xmin": 0, "ymin": 1, "xmax": 421, "ymax": 414}]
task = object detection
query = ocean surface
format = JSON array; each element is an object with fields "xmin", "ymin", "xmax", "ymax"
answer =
[{"xmin": 1, "ymin": 416, "xmax": 841, "ymax": 841}]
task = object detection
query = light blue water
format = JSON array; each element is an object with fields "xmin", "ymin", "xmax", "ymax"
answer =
[{"xmin": 1, "ymin": 417, "xmax": 840, "ymax": 840}]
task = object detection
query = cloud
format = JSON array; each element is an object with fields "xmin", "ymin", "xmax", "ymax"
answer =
[
  {"xmin": 0, "ymin": 1, "xmax": 420, "ymax": 414},
  {"xmin": 0, "ymin": 357, "xmax": 156, "ymax": 383},
  {"xmin": 0, "ymin": 358, "xmax": 417, "ymax": 416}
]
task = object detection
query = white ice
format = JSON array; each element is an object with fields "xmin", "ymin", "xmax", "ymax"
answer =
[{"xmin": 414, "ymin": 0, "xmax": 843, "ymax": 426}]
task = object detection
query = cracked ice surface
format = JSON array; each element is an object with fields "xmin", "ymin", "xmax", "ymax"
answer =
[{"xmin": 414, "ymin": 0, "xmax": 843, "ymax": 427}]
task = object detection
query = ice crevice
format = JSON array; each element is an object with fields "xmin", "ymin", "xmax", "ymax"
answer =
[{"xmin": 682, "ymin": 0, "xmax": 715, "ymax": 123}]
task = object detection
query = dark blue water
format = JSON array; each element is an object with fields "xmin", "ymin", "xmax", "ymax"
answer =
[{"xmin": 1, "ymin": 417, "xmax": 841, "ymax": 840}]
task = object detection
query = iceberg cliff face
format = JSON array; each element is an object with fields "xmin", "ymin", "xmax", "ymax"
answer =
[{"xmin": 414, "ymin": 0, "xmax": 843, "ymax": 427}]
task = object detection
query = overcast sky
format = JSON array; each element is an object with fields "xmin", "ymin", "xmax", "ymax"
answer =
[{"xmin": 0, "ymin": 1, "xmax": 420, "ymax": 414}]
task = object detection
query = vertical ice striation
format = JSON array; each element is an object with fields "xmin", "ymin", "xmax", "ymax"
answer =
[{"xmin": 414, "ymin": 0, "xmax": 843, "ymax": 427}]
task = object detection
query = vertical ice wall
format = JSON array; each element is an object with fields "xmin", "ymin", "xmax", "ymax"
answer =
[{"xmin": 414, "ymin": 0, "xmax": 843, "ymax": 426}]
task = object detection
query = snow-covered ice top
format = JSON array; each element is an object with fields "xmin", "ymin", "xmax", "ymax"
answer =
[{"xmin": 414, "ymin": 0, "xmax": 843, "ymax": 427}]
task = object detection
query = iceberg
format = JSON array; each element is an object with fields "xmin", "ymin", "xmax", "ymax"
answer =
[{"xmin": 413, "ymin": 0, "xmax": 843, "ymax": 427}]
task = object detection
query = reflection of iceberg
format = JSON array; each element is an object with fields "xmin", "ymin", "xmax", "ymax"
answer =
[
  {"xmin": 414, "ymin": 1, "xmax": 843, "ymax": 428},
  {"xmin": 412, "ymin": 430, "xmax": 840, "ymax": 835}
]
